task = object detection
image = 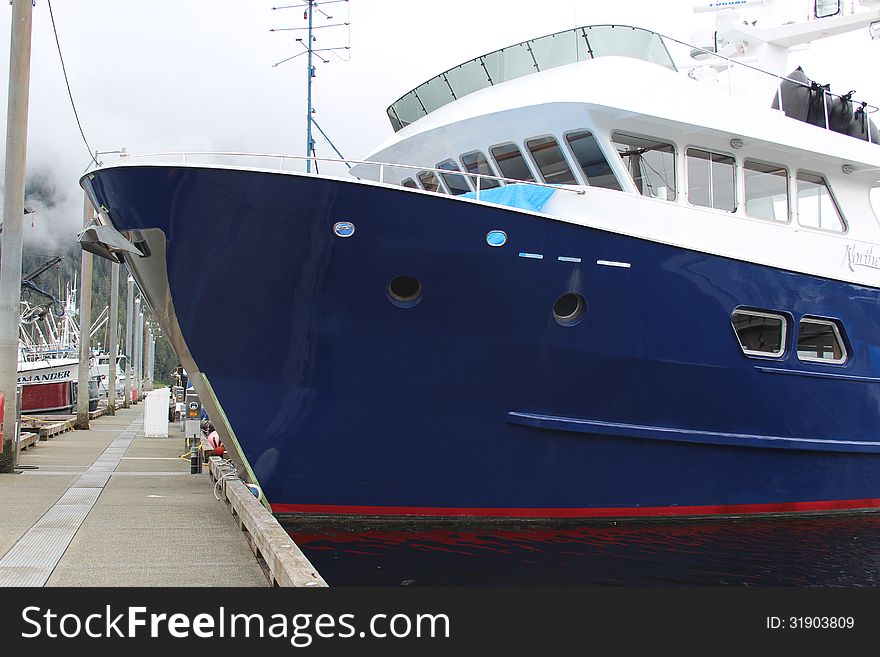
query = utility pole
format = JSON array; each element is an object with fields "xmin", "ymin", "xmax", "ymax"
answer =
[
  {"xmin": 75, "ymin": 194, "xmax": 94, "ymax": 430},
  {"xmin": 107, "ymin": 261, "xmax": 119, "ymax": 415},
  {"xmin": 0, "ymin": 0, "xmax": 33, "ymax": 472},
  {"xmin": 124, "ymin": 275, "xmax": 133, "ymax": 408},
  {"xmin": 149, "ymin": 332, "xmax": 156, "ymax": 387},
  {"xmin": 135, "ymin": 303, "xmax": 143, "ymax": 403},
  {"xmin": 143, "ymin": 319, "xmax": 150, "ymax": 392}
]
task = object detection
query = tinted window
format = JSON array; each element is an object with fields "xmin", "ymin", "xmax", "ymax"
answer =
[
  {"xmin": 612, "ymin": 133, "xmax": 676, "ymax": 200},
  {"xmin": 744, "ymin": 161, "xmax": 788, "ymax": 221},
  {"xmin": 565, "ymin": 131, "xmax": 622, "ymax": 190},
  {"xmin": 526, "ymin": 136, "xmax": 578, "ymax": 185},
  {"xmin": 417, "ymin": 171, "xmax": 444, "ymax": 193},
  {"xmin": 461, "ymin": 151, "xmax": 501, "ymax": 190},
  {"xmin": 797, "ymin": 318, "xmax": 847, "ymax": 363},
  {"xmin": 686, "ymin": 148, "xmax": 736, "ymax": 211},
  {"xmin": 490, "ymin": 143, "xmax": 535, "ymax": 182},
  {"xmin": 437, "ymin": 159, "xmax": 472, "ymax": 195},
  {"xmin": 873, "ymin": 183, "xmax": 880, "ymax": 223},
  {"xmin": 402, "ymin": 178, "xmax": 418, "ymax": 189},
  {"xmin": 797, "ymin": 172, "xmax": 845, "ymax": 232},
  {"xmin": 815, "ymin": 0, "xmax": 840, "ymax": 18},
  {"xmin": 731, "ymin": 310, "xmax": 786, "ymax": 357}
]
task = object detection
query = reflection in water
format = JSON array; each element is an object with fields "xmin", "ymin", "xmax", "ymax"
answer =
[{"xmin": 282, "ymin": 515, "xmax": 880, "ymax": 586}]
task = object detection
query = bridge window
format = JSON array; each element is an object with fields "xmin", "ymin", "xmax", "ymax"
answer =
[
  {"xmin": 437, "ymin": 159, "xmax": 472, "ymax": 195},
  {"xmin": 686, "ymin": 148, "xmax": 736, "ymax": 212},
  {"xmin": 526, "ymin": 136, "xmax": 578, "ymax": 185},
  {"xmin": 490, "ymin": 143, "xmax": 536, "ymax": 182},
  {"xmin": 731, "ymin": 309, "xmax": 786, "ymax": 358},
  {"xmin": 872, "ymin": 182, "xmax": 880, "ymax": 224},
  {"xmin": 744, "ymin": 160, "xmax": 788, "ymax": 222},
  {"xmin": 402, "ymin": 178, "xmax": 418, "ymax": 189},
  {"xmin": 417, "ymin": 171, "xmax": 445, "ymax": 194},
  {"xmin": 815, "ymin": 0, "xmax": 840, "ymax": 19},
  {"xmin": 612, "ymin": 133, "xmax": 676, "ymax": 201},
  {"xmin": 797, "ymin": 172, "xmax": 845, "ymax": 232},
  {"xmin": 565, "ymin": 131, "xmax": 622, "ymax": 190},
  {"xmin": 797, "ymin": 318, "xmax": 847, "ymax": 364},
  {"xmin": 461, "ymin": 151, "xmax": 501, "ymax": 190}
]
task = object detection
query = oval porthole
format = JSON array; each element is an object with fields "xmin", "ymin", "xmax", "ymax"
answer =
[
  {"xmin": 333, "ymin": 221, "xmax": 356, "ymax": 238},
  {"xmin": 553, "ymin": 293, "xmax": 586, "ymax": 326},
  {"xmin": 387, "ymin": 276, "xmax": 423, "ymax": 308},
  {"xmin": 486, "ymin": 230, "xmax": 508, "ymax": 247}
]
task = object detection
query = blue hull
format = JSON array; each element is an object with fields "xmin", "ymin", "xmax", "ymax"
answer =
[{"xmin": 83, "ymin": 166, "xmax": 880, "ymax": 517}]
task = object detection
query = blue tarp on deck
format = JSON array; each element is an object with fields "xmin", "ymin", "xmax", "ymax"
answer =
[{"xmin": 461, "ymin": 183, "xmax": 556, "ymax": 212}]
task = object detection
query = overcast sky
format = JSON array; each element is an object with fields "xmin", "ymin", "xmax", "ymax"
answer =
[{"xmin": 1, "ymin": 0, "xmax": 879, "ymax": 250}]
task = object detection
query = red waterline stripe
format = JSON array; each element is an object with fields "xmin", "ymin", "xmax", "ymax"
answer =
[{"xmin": 271, "ymin": 498, "xmax": 880, "ymax": 518}]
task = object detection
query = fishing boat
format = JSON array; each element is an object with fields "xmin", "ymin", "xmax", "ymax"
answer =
[
  {"xmin": 95, "ymin": 353, "xmax": 129, "ymax": 400},
  {"xmin": 80, "ymin": 0, "xmax": 880, "ymax": 519},
  {"xmin": 18, "ymin": 282, "xmax": 101, "ymax": 415}
]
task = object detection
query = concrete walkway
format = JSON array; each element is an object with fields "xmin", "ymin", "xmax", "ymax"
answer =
[{"xmin": 0, "ymin": 405, "xmax": 267, "ymax": 587}]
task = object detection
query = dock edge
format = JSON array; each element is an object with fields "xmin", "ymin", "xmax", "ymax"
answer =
[{"xmin": 207, "ymin": 456, "xmax": 328, "ymax": 588}]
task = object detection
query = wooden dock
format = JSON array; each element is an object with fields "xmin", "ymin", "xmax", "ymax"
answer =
[
  {"xmin": 19, "ymin": 416, "xmax": 74, "ymax": 440},
  {"xmin": 20, "ymin": 400, "xmax": 122, "ymax": 439},
  {"xmin": 17, "ymin": 431, "xmax": 38, "ymax": 452},
  {"xmin": 1, "ymin": 406, "xmax": 271, "ymax": 587},
  {"xmin": 208, "ymin": 456, "xmax": 327, "ymax": 587}
]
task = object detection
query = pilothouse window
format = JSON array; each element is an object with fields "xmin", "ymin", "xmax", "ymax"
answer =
[
  {"xmin": 744, "ymin": 160, "xmax": 789, "ymax": 222},
  {"xmin": 796, "ymin": 172, "xmax": 845, "ymax": 232},
  {"xmin": 612, "ymin": 133, "xmax": 676, "ymax": 201},
  {"xmin": 490, "ymin": 143, "xmax": 536, "ymax": 182},
  {"xmin": 686, "ymin": 148, "xmax": 736, "ymax": 212},
  {"xmin": 437, "ymin": 159, "xmax": 472, "ymax": 195},
  {"xmin": 872, "ymin": 183, "xmax": 880, "ymax": 223},
  {"xmin": 815, "ymin": 0, "xmax": 840, "ymax": 18},
  {"xmin": 418, "ymin": 171, "xmax": 445, "ymax": 194},
  {"xmin": 526, "ymin": 136, "xmax": 578, "ymax": 185},
  {"xmin": 565, "ymin": 131, "xmax": 622, "ymax": 191},
  {"xmin": 461, "ymin": 151, "xmax": 501, "ymax": 190}
]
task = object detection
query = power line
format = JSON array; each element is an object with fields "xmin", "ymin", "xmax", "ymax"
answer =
[{"xmin": 47, "ymin": 0, "xmax": 98, "ymax": 167}]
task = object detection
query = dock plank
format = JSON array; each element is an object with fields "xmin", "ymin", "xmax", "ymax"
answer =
[
  {"xmin": 208, "ymin": 456, "xmax": 326, "ymax": 587},
  {"xmin": 17, "ymin": 431, "xmax": 39, "ymax": 451}
]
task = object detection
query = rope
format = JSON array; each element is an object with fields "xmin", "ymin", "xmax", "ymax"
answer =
[{"xmin": 47, "ymin": 0, "xmax": 99, "ymax": 167}]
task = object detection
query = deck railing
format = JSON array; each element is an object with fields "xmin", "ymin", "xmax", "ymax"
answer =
[
  {"xmin": 97, "ymin": 151, "xmax": 587, "ymax": 200},
  {"xmin": 383, "ymin": 22, "xmax": 878, "ymax": 144}
]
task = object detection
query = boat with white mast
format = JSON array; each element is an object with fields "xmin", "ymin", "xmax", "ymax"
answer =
[
  {"xmin": 81, "ymin": 0, "xmax": 880, "ymax": 519},
  {"xmin": 18, "ymin": 277, "xmax": 101, "ymax": 414}
]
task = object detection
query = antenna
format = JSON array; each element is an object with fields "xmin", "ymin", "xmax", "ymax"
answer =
[{"xmin": 271, "ymin": 1, "xmax": 351, "ymax": 173}]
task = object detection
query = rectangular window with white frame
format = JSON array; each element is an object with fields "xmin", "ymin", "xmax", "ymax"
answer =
[
  {"xmin": 744, "ymin": 160, "xmax": 788, "ymax": 222},
  {"xmin": 796, "ymin": 171, "xmax": 846, "ymax": 232},
  {"xmin": 686, "ymin": 148, "xmax": 736, "ymax": 212}
]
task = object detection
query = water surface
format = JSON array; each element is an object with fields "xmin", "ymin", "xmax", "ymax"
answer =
[{"xmin": 282, "ymin": 514, "xmax": 880, "ymax": 586}]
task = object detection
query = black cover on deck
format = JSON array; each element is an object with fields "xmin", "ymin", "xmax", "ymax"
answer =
[{"xmin": 772, "ymin": 66, "xmax": 879, "ymax": 143}]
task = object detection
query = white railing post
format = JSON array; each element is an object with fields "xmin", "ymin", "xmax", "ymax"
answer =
[
  {"xmin": 379, "ymin": 163, "xmax": 385, "ymax": 183},
  {"xmin": 476, "ymin": 175, "xmax": 482, "ymax": 200},
  {"xmin": 777, "ymin": 77, "xmax": 784, "ymax": 113}
]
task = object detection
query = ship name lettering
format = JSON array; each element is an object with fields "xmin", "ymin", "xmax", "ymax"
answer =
[
  {"xmin": 16, "ymin": 370, "xmax": 71, "ymax": 384},
  {"xmin": 843, "ymin": 244, "xmax": 880, "ymax": 273}
]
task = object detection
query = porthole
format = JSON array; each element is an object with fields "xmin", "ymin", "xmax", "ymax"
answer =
[
  {"xmin": 731, "ymin": 309, "xmax": 786, "ymax": 358},
  {"xmin": 797, "ymin": 317, "xmax": 847, "ymax": 364},
  {"xmin": 553, "ymin": 293, "xmax": 586, "ymax": 326},
  {"xmin": 387, "ymin": 276, "xmax": 423, "ymax": 308}
]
